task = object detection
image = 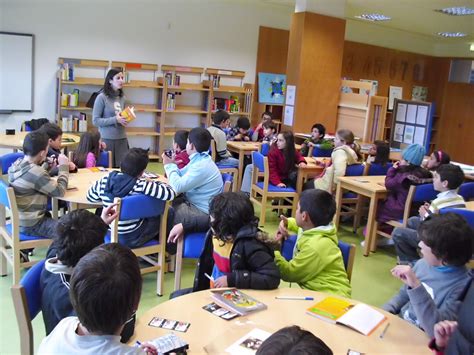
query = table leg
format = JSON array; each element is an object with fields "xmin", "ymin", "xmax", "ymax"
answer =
[
  {"xmin": 296, "ymin": 170, "xmax": 305, "ymax": 195},
  {"xmin": 51, "ymin": 198, "xmax": 59, "ymax": 220},
  {"xmin": 334, "ymin": 182, "xmax": 343, "ymax": 229},
  {"xmin": 364, "ymin": 193, "xmax": 378, "ymax": 257},
  {"xmin": 236, "ymin": 150, "xmax": 245, "ymax": 190}
]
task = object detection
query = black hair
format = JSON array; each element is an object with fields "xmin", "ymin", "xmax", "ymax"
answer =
[
  {"xmin": 73, "ymin": 131, "xmax": 101, "ymax": 168},
  {"xmin": 256, "ymin": 325, "xmax": 333, "ymax": 355},
  {"xmin": 262, "ymin": 121, "xmax": 277, "ymax": 131},
  {"xmin": 188, "ymin": 127, "xmax": 212, "ymax": 153},
  {"xmin": 39, "ymin": 122, "xmax": 63, "ymax": 141},
  {"xmin": 236, "ymin": 116, "xmax": 251, "ymax": 130},
  {"xmin": 311, "ymin": 123, "xmax": 326, "ymax": 139},
  {"xmin": 209, "ymin": 192, "xmax": 258, "ymax": 242},
  {"xmin": 103, "ymin": 68, "xmax": 124, "ymax": 98},
  {"xmin": 22, "ymin": 131, "xmax": 49, "ymax": 156},
  {"xmin": 70, "ymin": 243, "xmax": 142, "ymax": 335},
  {"xmin": 436, "ymin": 163, "xmax": 465, "ymax": 190},
  {"xmin": 299, "ymin": 189, "xmax": 336, "ymax": 227},
  {"xmin": 121, "ymin": 148, "xmax": 149, "ymax": 177},
  {"xmin": 212, "ymin": 109, "xmax": 230, "ymax": 125},
  {"xmin": 278, "ymin": 131, "xmax": 297, "ymax": 174},
  {"xmin": 174, "ymin": 130, "xmax": 189, "ymax": 150},
  {"xmin": 373, "ymin": 140, "xmax": 390, "ymax": 166},
  {"xmin": 418, "ymin": 213, "xmax": 473, "ymax": 267},
  {"xmin": 433, "ymin": 150, "xmax": 451, "ymax": 164},
  {"xmin": 261, "ymin": 111, "xmax": 273, "ymax": 120},
  {"xmin": 54, "ymin": 210, "xmax": 108, "ymax": 267}
]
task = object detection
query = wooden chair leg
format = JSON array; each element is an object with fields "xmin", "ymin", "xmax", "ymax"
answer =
[
  {"xmin": 173, "ymin": 238, "xmax": 184, "ymax": 291},
  {"xmin": 13, "ymin": 248, "xmax": 20, "ymax": 284},
  {"xmin": 0, "ymin": 238, "xmax": 7, "ymax": 277},
  {"xmin": 352, "ymin": 196, "xmax": 363, "ymax": 233},
  {"xmin": 156, "ymin": 250, "xmax": 165, "ymax": 296},
  {"xmin": 260, "ymin": 196, "xmax": 267, "ymax": 225}
]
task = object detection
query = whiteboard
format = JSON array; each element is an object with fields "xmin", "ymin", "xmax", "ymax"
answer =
[{"xmin": 0, "ymin": 32, "xmax": 34, "ymax": 112}]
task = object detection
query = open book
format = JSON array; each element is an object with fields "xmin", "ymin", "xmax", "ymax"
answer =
[
  {"xmin": 211, "ymin": 289, "xmax": 267, "ymax": 316},
  {"xmin": 307, "ymin": 297, "xmax": 386, "ymax": 336}
]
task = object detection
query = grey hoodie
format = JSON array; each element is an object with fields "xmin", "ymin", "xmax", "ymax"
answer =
[{"xmin": 92, "ymin": 93, "xmax": 127, "ymax": 140}]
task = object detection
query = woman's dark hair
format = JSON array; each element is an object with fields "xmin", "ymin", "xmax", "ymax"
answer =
[
  {"xmin": 311, "ymin": 123, "xmax": 326, "ymax": 139},
  {"xmin": 23, "ymin": 131, "xmax": 49, "ymax": 156},
  {"xmin": 209, "ymin": 192, "xmax": 257, "ymax": 242},
  {"xmin": 73, "ymin": 131, "xmax": 101, "ymax": 168},
  {"xmin": 418, "ymin": 213, "xmax": 473, "ymax": 266},
  {"xmin": 279, "ymin": 131, "xmax": 297, "ymax": 174},
  {"xmin": 256, "ymin": 325, "xmax": 333, "ymax": 355},
  {"xmin": 103, "ymin": 68, "xmax": 123, "ymax": 98},
  {"xmin": 70, "ymin": 243, "xmax": 142, "ymax": 335},
  {"xmin": 373, "ymin": 140, "xmax": 390, "ymax": 166},
  {"xmin": 174, "ymin": 130, "xmax": 189, "ymax": 150}
]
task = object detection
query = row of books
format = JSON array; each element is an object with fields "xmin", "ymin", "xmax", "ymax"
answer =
[
  {"xmin": 164, "ymin": 72, "xmax": 181, "ymax": 86},
  {"xmin": 166, "ymin": 93, "xmax": 177, "ymax": 110},
  {"xmin": 61, "ymin": 113, "xmax": 88, "ymax": 133},
  {"xmin": 60, "ymin": 89, "xmax": 80, "ymax": 107},
  {"xmin": 212, "ymin": 97, "xmax": 241, "ymax": 113},
  {"xmin": 60, "ymin": 63, "xmax": 75, "ymax": 81},
  {"xmin": 210, "ymin": 74, "xmax": 221, "ymax": 88}
]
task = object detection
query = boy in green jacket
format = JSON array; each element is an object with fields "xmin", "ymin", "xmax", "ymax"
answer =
[{"xmin": 274, "ymin": 189, "xmax": 351, "ymax": 297}]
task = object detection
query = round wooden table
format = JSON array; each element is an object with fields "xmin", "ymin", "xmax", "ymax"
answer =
[
  {"xmin": 0, "ymin": 132, "xmax": 80, "ymax": 151},
  {"xmin": 130, "ymin": 288, "xmax": 430, "ymax": 354}
]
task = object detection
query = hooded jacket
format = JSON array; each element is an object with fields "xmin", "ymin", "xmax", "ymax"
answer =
[
  {"xmin": 274, "ymin": 217, "xmax": 351, "ymax": 297},
  {"xmin": 8, "ymin": 158, "xmax": 68, "ymax": 227}
]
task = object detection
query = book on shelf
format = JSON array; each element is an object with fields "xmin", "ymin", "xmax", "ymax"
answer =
[
  {"xmin": 60, "ymin": 62, "xmax": 74, "ymax": 81},
  {"xmin": 211, "ymin": 288, "xmax": 267, "ymax": 316},
  {"xmin": 306, "ymin": 297, "xmax": 386, "ymax": 336},
  {"xmin": 61, "ymin": 113, "xmax": 88, "ymax": 133},
  {"xmin": 120, "ymin": 106, "xmax": 136, "ymax": 122},
  {"xmin": 210, "ymin": 74, "xmax": 221, "ymax": 88},
  {"xmin": 164, "ymin": 72, "xmax": 180, "ymax": 86},
  {"xmin": 212, "ymin": 97, "xmax": 241, "ymax": 113},
  {"xmin": 166, "ymin": 93, "xmax": 176, "ymax": 110}
]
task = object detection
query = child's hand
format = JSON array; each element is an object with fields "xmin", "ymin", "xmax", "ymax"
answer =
[
  {"xmin": 68, "ymin": 161, "xmax": 76, "ymax": 171},
  {"xmin": 275, "ymin": 215, "xmax": 289, "ymax": 242},
  {"xmin": 418, "ymin": 203, "xmax": 430, "ymax": 218},
  {"xmin": 277, "ymin": 183, "xmax": 286, "ymax": 188},
  {"xmin": 390, "ymin": 265, "xmax": 421, "ymax": 289},
  {"xmin": 213, "ymin": 276, "xmax": 228, "ymax": 288},
  {"xmin": 393, "ymin": 161, "xmax": 400, "ymax": 169},
  {"xmin": 101, "ymin": 203, "xmax": 119, "ymax": 225},
  {"xmin": 308, "ymin": 142, "xmax": 315, "ymax": 147},
  {"xmin": 116, "ymin": 113, "xmax": 128, "ymax": 126},
  {"xmin": 243, "ymin": 136, "xmax": 250, "ymax": 142},
  {"xmin": 235, "ymin": 133, "xmax": 242, "ymax": 140},
  {"xmin": 168, "ymin": 223, "xmax": 184, "ymax": 243},
  {"xmin": 100, "ymin": 140, "xmax": 107, "ymax": 150},
  {"xmin": 161, "ymin": 152, "xmax": 175, "ymax": 165},
  {"xmin": 139, "ymin": 342, "xmax": 158, "ymax": 355},
  {"xmin": 297, "ymin": 161, "xmax": 307, "ymax": 168},
  {"xmin": 434, "ymin": 320, "xmax": 458, "ymax": 349}
]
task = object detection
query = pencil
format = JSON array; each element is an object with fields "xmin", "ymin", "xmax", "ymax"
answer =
[{"xmin": 379, "ymin": 322, "xmax": 390, "ymax": 339}]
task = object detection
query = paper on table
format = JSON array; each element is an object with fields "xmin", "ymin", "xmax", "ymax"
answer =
[
  {"xmin": 394, "ymin": 123, "xmax": 405, "ymax": 142},
  {"xmin": 286, "ymin": 85, "xmax": 296, "ymax": 106},
  {"xmin": 395, "ymin": 103, "xmax": 407, "ymax": 122},
  {"xmin": 403, "ymin": 125, "xmax": 414, "ymax": 144},
  {"xmin": 416, "ymin": 106, "xmax": 428, "ymax": 125},
  {"xmin": 414, "ymin": 126, "xmax": 425, "ymax": 146},
  {"xmin": 225, "ymin": 328, "xmax": 272, "ymax": 355},
  {"xmin": 337, "ymin": 303, "xmax": 386, "ymax": 336},
  {"xmin": 406, "ymin": 105, "xmax": 417, "ymax": 124},
  {"xmin": 284, "ymin": 105, "xmax": 294, "ymax": 126}
]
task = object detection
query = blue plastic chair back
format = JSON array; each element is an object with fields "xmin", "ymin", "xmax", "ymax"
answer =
[
  {"xmin": 413, "ymin": 184, "xmax": 438, "ymax": 203},
  {"xmin": 19, "ymin": 259, "xmax": 45, "ymax": 319},
  {"xmin": 312, "ymin": 146, "xmax": 333, "ymax": 158},
  {"xmin": 0, "ymin": 180, "xmax": 11, "ymax": 209},
  {"xmin": 252, "ymin": 151, "xmax": 265, "ymax": 173},
  {"xmin": 183, "ymin": 232, "xmax": 207, "ymax": 258},
  {"xmin": 367, "ymin": 163, "xmax": 390, "ymax": 176},
  {"xmin": 222, "ymin": 173, "xmax": 233, "ymax": 185},
  {"xmin": 345, "ymin": 164, "xmax": 365, "ymax": 176},
  {"xmin": 459, "ymin": 182, "xmax": 474, "ymax": 201},
  {"xmin": 337, "ymin": 240, "xmax": 352, "ymax": 272},
  {"xmin": 281, "ymin": 235, "xmax": 297, "ymax": 261},
  {"xmin": 260, "ymin": 143, "xmax": 270, "ymax": 156},
  {"xmin": 119, "ymin": 195, "xmax": 166, "ymax": 220},
  {"xmin": 97, "ymin": 151, "xmax": 110, "ymax": 168},
  {"xmin": 440, "ymin": 208, "xmax": 474, "ymax": 228},
  {"xmin": 0, "ymin": 153, "xmax": 24, "ymax": 175}
]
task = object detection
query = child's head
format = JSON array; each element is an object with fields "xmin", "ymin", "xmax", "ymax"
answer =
[
  {"xmin": 276, "ymin": 131, "xmax": 297, "ymax": 172},
  {"xmin": 402, "ymin": 144, "xmax": 425, "ymax": 166},
  {"xmin": 261, "ymin": 111, "xmax": 273, "ymax": 123},
  {"xmin": 263, "ymin": 121, "xmax": 277, "ymax": 138},
  {"xmin": 212, "ymin": 109, "xmax": 230, "ymax": 128},
  {"xmin": 371, "ymin": 140, "xmax": 390, "ymax": 166},
  {"xmin": 173, "ymin": 130, "xmax": 189, "ymax": 152},
  {"xmin": 426, "ymin": 150, "xmax": 450, "ymax": 170},
  {"xmin": 256, "ymin": 325, "xmax": 333, "ymax": 355},
  {"xmin": 334, "ymin": 129, "xmax": 354, "ymax": 148},
  {"xmin": 121, "ymin": 148, "xmax": 149, "ymax": 177},
  {"xmin": 23, "ymin": 131, "xmax": 49, "ymax": 161},
  {"xmin": 54, "ymin": 210, "xmax": 108, "ymax": 267},
  {"xmin": 417, "ymin": 213, "xmax": 473, "ymax": 267},
  {"xmin": 104, "ymin": 68, "xmax": 124, "ymax": 97},
  {"xmin": 70, "ymin": 243, "xmax": 142, "ymax": 335},
  {"xmin": 209, "ymin": 192, "xmax": 257, "ymax": 242},
  {"xmin": 433, "ymin": 163, "xmax": 465, "ymax": 192},
  {"xmin": 297, "ymin": 189, "xmax": 336, "ymax": 229},
  {"xmin": 311, "ymin": 123, "xmax": 326, "ymax": 140},
  {"xmin": 74, "ymin": 131, "xmax": 101, "ymax": 168},
  {"xmin": 187, "ymin": 127, "xmax": 212, "ymax": 154},
  {"xmin": 40, "ymin": 122, "xmax": 63, "ymax": 150},
  {"xmin": 236, "ymin": 116, "xmax": 251, "ymax": 135}
]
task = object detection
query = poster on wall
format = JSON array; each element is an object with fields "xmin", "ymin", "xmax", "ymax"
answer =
[
  {"xmin": 284, "ymin": 105, "xmax": 294, "ymax": 126},
  {"xmin": 394, "ymin": 123, "xmax": 405, "ymax": 142},
  {"xmin": 396, "ymin": 103, "xmax": 407, "ymax": 122},
  {"xmin": 258, "ymin": 72, "xmax": 286, "ymax": 105},
  {"xmin": 414, "ymin": 126, "xmax": 426, "ymax": 146},
  {"xmin": 412, "ymin": 86, "xmax": 428, "ymax": 101},
  {"xmin": 416, "ymin": 106, "xmax": 428, "ymax": 125},
  {"xmin": 388, "ymin": 86, "xmax": 403, "ymax": 110},
  {"xmin": 360, "ymin": 79, "xmax": 378, "ymax": 96},
  {"xmin": 403, "ymin": 125, "xmax": 415, "ymax": 144},
  {"xmin": 285, "ymin": 85, "xmax": 296, "ymax": 106},
  {"xmin": 406, "ymin": 105, "xmax": 417, "ymax": 124}
]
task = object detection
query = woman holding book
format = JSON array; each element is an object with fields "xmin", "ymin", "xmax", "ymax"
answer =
[{"xmin": 92, "ymin": 68, "xmax": 129, "ymax": 168}]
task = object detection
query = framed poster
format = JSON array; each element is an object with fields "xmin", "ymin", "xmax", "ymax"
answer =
[{"xmin": 258, "ymin": 72, "xmax": 286, "ymax": 105}]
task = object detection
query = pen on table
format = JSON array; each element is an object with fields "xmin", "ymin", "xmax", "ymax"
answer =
[
  {"xmin": 275, "ymin": 296, "xmax": 314, "ymax": 301},
  {"xmin": 204, "ymin": 273, "xmax": 214, "ymax": 281},
  {"xmin": 379, "ymin": 322, "xmax": 390, "ymax": 339}
]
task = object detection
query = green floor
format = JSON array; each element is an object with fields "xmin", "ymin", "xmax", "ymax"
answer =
[{"xmin": 0, "ymin": 163, "xmax": 403, "ymax": 354}]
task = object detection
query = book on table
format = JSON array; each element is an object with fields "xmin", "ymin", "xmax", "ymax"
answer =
[
  {"xmin": 211, "ymin": 288, "xmax": 267, "ymax": 316},
  {"xmin": 306, "ymin": 296, "xmax": 386, "ymax": 336}
]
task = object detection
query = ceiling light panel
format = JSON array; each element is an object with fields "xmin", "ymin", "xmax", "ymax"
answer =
[
  {"xmin": 437, "ymin": 32, "xmax": 467, "ymax": 38},
  {"xmin": 436, "ymin": 7, "xmax": 474, "ymax": 16},
  {"xmin": 355, "ymin": 13, "xmax": 391, "ymax": 21}
]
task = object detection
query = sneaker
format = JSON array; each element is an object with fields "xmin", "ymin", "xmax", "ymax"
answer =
[
  {"xmin": 19, "ymin": 250, "xmax": 30, "ymax": 263},
  {"xmin": 360, "ymin": 238, "xmax": 394, "ymax": 248}
]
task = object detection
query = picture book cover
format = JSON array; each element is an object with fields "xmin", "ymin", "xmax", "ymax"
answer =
[
  {"xmin": 120, "ymin": 106, "xmax": 136, "ymax": 122},
  {"xmin": 211, "ymin": 289, "xmax": 267, "ymax": 316},
  {"xmin": 307, "ymin": 296, "xmax": 353, "ymax": 323}
]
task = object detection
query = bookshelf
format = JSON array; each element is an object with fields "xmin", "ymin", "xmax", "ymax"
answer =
[{"xmin": 56, "ymin": 58, "xmax": 109, "ymax": 133}]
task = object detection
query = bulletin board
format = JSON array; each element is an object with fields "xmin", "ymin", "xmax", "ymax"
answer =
[{"xmin": 389, "ymin": 99, "xmax": 434, "ymax": 152}]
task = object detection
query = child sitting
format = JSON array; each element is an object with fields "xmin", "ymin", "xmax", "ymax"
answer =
[
  {"xmin": 227, "ymin": 116, "xmax": 251, "ymax": 142},
  {"xmin": 72, "ymin": 131, "xmax": 106, "ymax": 168},
  {"xmin": 422, "ymin": 150, "xmax": 450, "ymax": 172},
  {"xmin": 207, "ymin": 109, "xmax": 239, "ymax": 167},
  {"xmin": 8, "ymin": 131, "xmax": 69, "ymax": 243},
  {"xmin": 87, "ymin": 148, "xmax": 176, "ymax": 248},
  {"xmin": 40, "ymin": 122, "xmax": 77, "ymax": 174},
  {"xmin": 182, "ymin": 192, "xmax": 280, "ymax": 293},
  {"xmin": 268, "ymin": 131, "xmax": 306, "ymax": 188},
  {"xmin": 392, "ymin": 163, "xmax": 466, "ymax": 263},
  {"xmin": 304, "ymin": 129, "xmax": 360, "ymax": 192},
  {"xmin": 252, "ymin": 111, "xmax": 273, "ymax": 142},
  {"xmin": 172, "ymin": 130, "xmax": 190, "ymax": 169},
  {"xmin": 367, "ymin": 140, "xmax": 390, "ymax": 165},
  {"xmin": 38, "ymin": 243, "xmax": 157, "ymax": 354},
  {"xmin": 383, "ymin": 213, "xmax": 473, "ymax": 338},
  {"xmin": 262, "ymin": 121, "xmax": 278, "ymax": 145},
  {"xmin": 300, "ymin": 123, "xmax": 333, "ymax": 157},
  {"xmin": 274, "ymin": 189, "xmax": 351, "ymax": 297}
]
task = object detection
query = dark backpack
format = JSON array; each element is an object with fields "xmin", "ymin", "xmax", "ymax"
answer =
[{"xmin": 85, "ymin": 88, "xmax": 103, "ymax": 108}]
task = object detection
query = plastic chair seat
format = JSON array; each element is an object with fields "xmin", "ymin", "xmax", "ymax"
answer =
[
  {"xmin": 343, "ymin": 192, "xmax": 358, "ymax": 199},
  {"xmin": 104, "ymin": 232, "xmax": 159, "ymax": 247},
  {"xmin": 5, "ymin": 224, "xmax": 50, "ymax": 242},
  {"xmin": 256, "ymin": 182, "xmax": 296, "ymax": 193}
]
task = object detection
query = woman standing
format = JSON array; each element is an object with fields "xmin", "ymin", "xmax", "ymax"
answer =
[{"xmin": 92, "ymin": 68, "xmax": 129, "ymax": 167}]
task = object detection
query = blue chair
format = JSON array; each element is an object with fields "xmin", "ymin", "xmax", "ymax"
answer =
[
  {"xmin": 440, "ymin": 208, "xmax": 474, "ymax": 228},
  {"xmin": 459, "ymin": 182, "xmax": 474, "ymax": 201},
  {"xmin": 97, "ymin": 150, "xmax": 112, "ymax": 168},
  {"xmin": 0, "ymin": 152, "xmax": 24, "ymax": 176},
  {"xmin": 106, "ymin": 195, "xmax": 170, "ymax": 296},
  {"xmin": 260, "ymin": 142, "xmax": 271, "ymax": 156},
  {"xmin": 210, "ymin": 140, "xmax": 239, "ymax": 191},
  {"xmin": 339, "ymin": 164, "xmax": 366, "ymax": 231},
  {"xmin": 366, "ymin": 163, "xmax": 390, "ymax": 176},
  {"xmin": 310, "ymin": 146, "xmax": 333, "ymax": 158},
  {"xmin": 281, "ymin": 235, "xmax": 355, "ymax": 281},
  {"xmin": 11, "ymin": 259, "xmax": 45, "ymax": 355},
  {"xmin": 250, "ymin": 151, "xmax": 298, "ymax": 225},
  {"xmin": 0, "ymin": 180, "xmax": 51, "ymax": 284}
]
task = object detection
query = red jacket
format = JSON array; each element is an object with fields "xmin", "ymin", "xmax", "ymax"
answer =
[
  {"xmin": 175, "ymin": 150, "xmax": 190, "ymax": 169},
  {"xmin": 268, "ymin": 147, "xmax": 305, "ymax": 186}
]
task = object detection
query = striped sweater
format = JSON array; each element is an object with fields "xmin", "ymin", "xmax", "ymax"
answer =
[
  {"xmin": 429, "ymin": 190, "xmax": 466, "ymax": 214},
  {"xmin": 86, "ymin": 172, "xmax": 176, "ymax": 234},
  {"xmin": 8, "ymin": 158, "xmax": 68, "ymax": 227}
]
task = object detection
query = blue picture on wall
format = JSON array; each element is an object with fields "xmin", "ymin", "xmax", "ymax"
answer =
[{"xmin": 258, "ymin": 72, "xmax": 286, "ymax": 105}]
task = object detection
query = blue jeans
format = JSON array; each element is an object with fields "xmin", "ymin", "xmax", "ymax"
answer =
[
  {"xmin": 216, "ymin": 157, "xmax": 239, "ymax": 168},
  {"xmin": 240, "ymin": 164, "xmax": 253, "ymax": 193}
]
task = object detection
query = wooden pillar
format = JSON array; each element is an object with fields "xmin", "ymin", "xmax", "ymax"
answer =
[{"xmin": 285, "ymin": 12, "xmax": 345, "ymax": 133}]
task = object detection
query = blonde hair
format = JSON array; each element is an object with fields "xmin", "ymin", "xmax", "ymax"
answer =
[{"xmin": 336, "ymin": 129, "xmax": 361, "ymax": 160}]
